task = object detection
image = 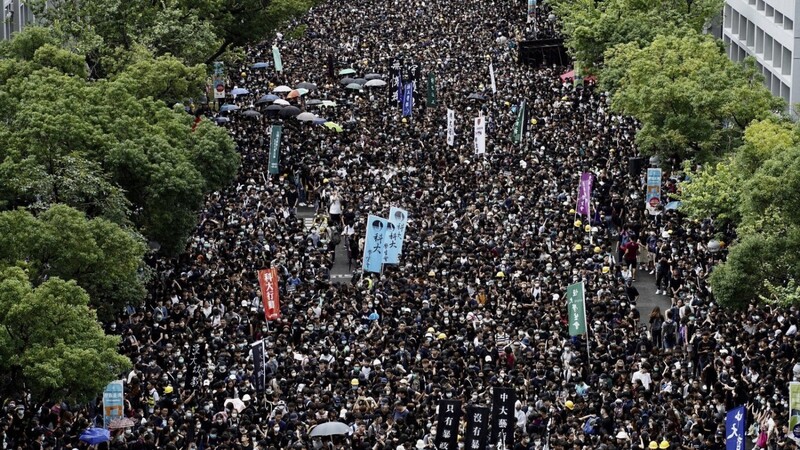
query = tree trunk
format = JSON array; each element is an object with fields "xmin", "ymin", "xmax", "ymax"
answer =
[{"xmin": 205, "ymin": 40, "xmax": 232, "ymax": 66}]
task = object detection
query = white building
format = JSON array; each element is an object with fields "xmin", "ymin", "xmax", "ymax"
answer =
[
  {"xmin": 2, "ymin": 0, "xmax": 37, "ymax": 41},
  {"xmin": 722, "ymin": 0, "xmax": 800, "ymax": 112}
]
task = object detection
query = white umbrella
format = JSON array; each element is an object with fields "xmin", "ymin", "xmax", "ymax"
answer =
[
  {"xmin": 224, "ymin": 398, "xmax": 245, "ymax": 413},
  {"xmin": 272, "ymin": 85, "xmax": 292, "ymax": 93},
  {"xmin": 365, "ymin": 79, "xmax": 387, "ymax": 87},
  {"xmin": 309, "ymin": 422, "xmax": 351, "ymax": 437},
  {"xmin": 296, "ymin": 112, "xmax": 318, "ymax": 121},
  {"xmin": 274, "ymin": 99, "xmax": 291, "ymax": 106}
]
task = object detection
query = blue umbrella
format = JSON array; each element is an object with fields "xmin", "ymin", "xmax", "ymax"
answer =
[
  {"xmin": 251, "ymin": 62, "xmax": 269, "ymax": 69},
  {"xmin": 220, "ymin": 104, "xmax": 240, "ymax": 112},
  {"xmin": 312, "ymin": 118, "xmax": 327, "ymax": 125},
  {"xmin": 214, "ymin": 117, "xmax": 230, "ymax": 124},
  {"xmin": 664, "ymin": 201, "xmax": 682, "ymax": 211},
  {"xmin": 256, "ymin": 94, "xmax": 279, "ymax": 104},
  {"xmin": 231, "ymin": 88, "xmax": 250, "ymax": 96},
  {"xmin": 79, "ymin": 427, "xmax": 110, "ymax": 445},
  {"xmin": 368, "ymin": 312, "xmax": 380, "ymax": 321}
]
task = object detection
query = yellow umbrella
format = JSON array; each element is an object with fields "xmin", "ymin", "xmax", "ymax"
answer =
[{"xmin": 324, "ymin": 122, "xmax": 343, "ymax": 132}]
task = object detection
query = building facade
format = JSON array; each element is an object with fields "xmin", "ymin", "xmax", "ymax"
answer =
[
  {"xmin": 723, "ymin": 0, "xmax": 800, "ymax": 113},
  {"xmin": 2, "ymin": 0, "xmax": 37, "ymax": 41}
]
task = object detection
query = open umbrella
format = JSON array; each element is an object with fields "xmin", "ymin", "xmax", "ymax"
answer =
[
  {"xmin": 274, "ymin": 99, "xmax": 291, "ymax": 106},
  {"xmin": 353, "ymin": 78, "xmax": 367, "ymax": 85},
  {"xmin": 80, "ymin": 428, "xmax": 111, "ymax": 445},
  {"xmin": 214, "ymin": 116, "xmax": 230, "ymax": 124},
  {"xmin": 251, "ymin": 62, "xmax": 269, "ymax": 69},
  {"xmin": 224, "ymin": 398, "xmax": 246, "ymax": 413},
  {"xmin": 324, "ymin": 122, "xmax": 344, "ymax": 132},
  {"xmin": 265, "ymin": 104, "xmax": 284, "ymax": 111},
  {"xmin": 309, "ymin": 422, "xmax": 351, "ymax": 437},
  {"xmin": 338, "ymin": 68, "xmax": 357, "ymax": 76},
  {"xmin": 467, "ymin": 93, "xmax": 486, "ymax": 101},
  {"xmin": 297, "ymin": 82, "xmax": 317, "ymax": 91},
  {"xmin": 287, "ymin": 90, "xmax": 301, "ymax": 99},
  {"xmin": 321, "ymin": 100, "xmax": 338, "ymax": 107},
  {"xmin": 231, "ymin": 87, "xmax": 249, "ymax": 96},
  {"xmin": 340, "ymin": 77, "xmax": 356, "ymax": 85},
  {"xmin": 365, "ymin": 79, "xmax": 387, "ymax": 87},
  {"xmin": 312, "ymin": 117, "xmax": 327, "ymax": 125},
  {"xmin": 242, "ymin": 110, "xmax": 262, "ymax": 118},
  {"xmin": 365, "ymin": 73, "xmax": 383, "ymax": 80},
  {"xmin": 345, "ymin": 83, "xmax": 363, "ymax": 90},
  {"xmin": 296, "ymin": 112, "xmax": 318, "ymax": 121},
  {"xmin": 306, "ymin": 99, "xmax": 323, "ymax": 106},
  {"xmin": 664, "ymin": 201, "xmax": 682, "ymax": 211},
  {"xmin": 278, "ymin": 106, "xmax": 301, "ymax": 117},
  {"xmin": 272, "ymin": 85, "xmax": 292, "ymax": 93},
  {"xmin": 108, "ymin": 417, "xmax": 137, "ymax": 430},
  {"xmin": 220, "ymin": 104, "xmax": 240, "ymax": 112},
  {"xmin": 256, "ymin": 94, "xmax": 279, "ymax": 104},
  {"xmin": 296, "ymin": 88, "xmax": 310, "ymax": 96}
]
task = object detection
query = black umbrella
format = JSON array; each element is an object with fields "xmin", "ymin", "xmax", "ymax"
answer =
[
  {"xmin": 353, "ymin": 78, "xmax": 367, "ymax": 85},
  {"xmin": 365, "ymin": 73, "xmax": 383, "ymax": 80},
  {"xmin": 306, "ymin": 99, "xmax": 323, "ymax": 106},
  {"xmin": 297, "ymin": 82, "xmax": 318, "ymax": 91},
  {"xmin": 467, "ymin": 93, "xmax": 486, "ymax": 101},
  {"xmin": 278, "ymin": 106, "xmax": 302, "ymax": 117},
  {"xmin": 242, "ymin": 110, "xmax": 262, "ymax": 118},
  {"xmin": 340, "ymin": 77, "xmax": 356, "ymax": 85}
]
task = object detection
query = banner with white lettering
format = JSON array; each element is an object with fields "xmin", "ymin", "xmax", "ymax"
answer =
[
  {"xmin": 362, "ymin": 215, "xmax": 388, "ymax": 273},
  {"xmin": 258, "ymin": 268, "xmax": 280, "ymax": 320},
  {"xmin": 434, "ymin": 400, "xmax": 462, "ymax": 450},
  {"xmin": 465, "ymin": 405, "xmax": 490, "ymax": 450},
  {"xmin": 491, "ymin": 387, "xmax": 516, "ymax": 450},
  {"xmin": 725, "ymin": 405, "xmax": 746, "ymax": 450},
  {"xmin": 102, "ymin": 380, "xmax": 124, "ymax": 428}
]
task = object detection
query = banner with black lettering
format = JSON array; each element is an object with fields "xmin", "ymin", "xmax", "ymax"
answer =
[
  {"xmin": 434, "ymin": 400, "xmax": 462, "ymax": 450},
  {"xmin": 491, "ymin": 388, "xmax": 516, "ymax": 450},
  {"xmin": 251, "ymin": 340, "xmax": 266, "ymax": 392},
  {"xmin": 465, "ymin": 405, "xmax": 490, "ymax": 450}
]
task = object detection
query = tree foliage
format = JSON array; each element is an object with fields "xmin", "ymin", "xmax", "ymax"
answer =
[{"xmin": 0, "ymin": 267, "xmax": 131, "ymax": 403}]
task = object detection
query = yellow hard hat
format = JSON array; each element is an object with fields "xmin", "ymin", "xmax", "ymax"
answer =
[
  {"xmin": 574, "ymin": 220, "xmax": 582, "ymax": 227},
  {"xmin": 427, "ymin": 327, "xmax": 435, "ymax": 333},
  {"xmin": 164, "ymin": 385, "xmax": 173, "ymax": 394},
  {"xmin": 584, "ymin": 225, "xmax": 592, "ymax": 232},
  {"xmin": 659, "ymin": 441, "xmax": 670, "ymax": 449},
  {"xmin": 351, "ymin": 379, "xmax": 359, "ymax": 386},
  {"xmin": 496, "ymin": 271, "xmax": 505, "ymax": 278},
  {"xmin": 437, "ymin": 333, "xmax": 447, "ymax": 340},
  {"xmin": 531, "ymin": 118, "xmax": 537, "ymax": 125},
  {"xmin": 569, "ymin": 209, "xmax": 576, "ymax": 214},
  {"xmin": 649, "ymin": 442, "xmax": 658, "ymax": 449},
  {"xmin": 594, "ymin": 246, "xmax": 602, "ymax": 254},
  {"xmin": 574, "ymin": 244, "xmax": 582, "ymax": 251},
  {"xmin": 602, "ymin": 266, "xmax": 610, "ymax": 274},
  {"xmin": 402, "ymin": 118, "xmax": 408, "ymax": 123},
  {"xmin": 564, "ymin": 400, "xmax": 574, "ymax": 410},
  {"xmin": 240, "ymin": 72, "xmax": 246, "ymax": 77},
  {"xmin": 428, "ymin": 270, "xmax": 435, "ymax": 276}
]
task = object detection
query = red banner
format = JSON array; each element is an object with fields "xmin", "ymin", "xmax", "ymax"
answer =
[{"xmin": 258, "ymin": 268, "xmax": 280, "ymax": 321}]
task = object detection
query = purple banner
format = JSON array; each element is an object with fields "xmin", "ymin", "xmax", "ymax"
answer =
[{"xmin": 576, "ymin": 172, "xmax": 593, "ymax": 217}]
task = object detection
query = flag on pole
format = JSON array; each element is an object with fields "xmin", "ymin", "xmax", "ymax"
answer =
[
  {"xmin": 402, "ymin": 82, "xmax": 413, "ymax": 117},
  {"xmin": 790, "ymin": 382, "xmax": 800, "ymax": 444},
  {"xmin": 489, "ymin": 62, "xmax": 497, "ymax": 94},
  {"xmin": 258, "ymin": 268, "xmax": 280, "ymax": 320},
  {"xmin": 725, "ymin": 405, "xmax": 746, "ymax": 450},
  {"xmin": 512, "ymin": 100, "xmax": 526, "ymax": 145},
  {"xmin": 566, "ymin": 282, "xmax": 587, "ymax": 336},
  {"xmin": 446, "ymin": 109, "xmax": 455, "ymax": 146},
  {"xmin": 576, "ymin": 172, "xmax": 593, "ymax": 217},
  {"xmin": 427, "ymin": 72, "xmax": 437, "ymax": 106},
  {"xmin": 268, "ymin": 124, "xmax": 282, "ymax": 175},
  {"xmin": 474, "ymin": 115, "xmax": 486, "ymax": 154},
  {"xmin": 362, "ymin": 215, "xmax": 388, "ymax": 273},
  {"xmin": 272, "ymin": 45, "xmax": 283, "ymax": 72}
]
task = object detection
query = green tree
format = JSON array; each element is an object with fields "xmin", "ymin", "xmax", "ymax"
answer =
[
  {"xmin": 113, "ymin": 55, "xmax": 207, "ymax": 106},
  {"xmin": 0, "ymin": 205, "xmax": 148, "ymax": 318},
  {"xmin": 0, "ymin": 267, "xmax": 131, "ymax": 403}
]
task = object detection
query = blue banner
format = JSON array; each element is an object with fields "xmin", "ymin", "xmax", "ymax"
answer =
[
  {"xmin": 645, "ymin": 168, "xmax": 662, "ymax": 207},
  {"xmin": 726, "ymin": 405, "xmax": 746, "ymax": 450},
  {"xmin": 103, "ymin": 380, "xmax": 124, "ymax": 428},
  {"xmin": 362, "ymin": 215, "xmax": 388, "ymax": 273},
  {"xmin": 385, "ymin": 207, "xmax": 409, "ymax": 264},
  {"xmin": 402, "ymin": 82, "xmax": 413, "ymax": 117}
]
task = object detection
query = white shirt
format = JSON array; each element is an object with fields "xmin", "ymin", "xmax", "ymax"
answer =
[{"xmin": 632, "ymin": 369, "xmax": 652, "ymax": 390}]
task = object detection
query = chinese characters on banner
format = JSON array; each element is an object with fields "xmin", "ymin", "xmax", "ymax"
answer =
[
  {"xmin": 362, "ymin": 215, "xmax": 388, "ymax": 273},
  {"xmin": 257, "ymin": 268, "xmax": 280, "ymax": 320},
  {"xmin": 465, "ymin": 405, "xmax": 490, "ymax": 450},
  {"xmin": 567, "ymin": 281, "xmax": 587, "ymax": 336},
  {"xmin": 251, "ymin": 340, "xmax": 266, "ymax": 392},
  {"xmin": 447, "ymin": 109, "xmax": 456, "ymax": 146},
  {"xmin": 102, "ymin": 380, "xmax": 124, "ymax": 428},
  {"xmin": 184, "ymin": 339, "xmax": 207, "ymax": 390},
  {"xmin": 385, "ymin": 206, "xmax": 408, "ymax": 264},
  {"xmin": 474, "ymin": 115, "xmax": 486, "ymax": 154},
  {"xmin": 491, "ymin": 387, "xmax": 517, "ymax": 450},
  {"xmin": 725, "ymin": 405, "xmax": 746, "ymax": 450},
  {"xmin": 576, "ymin": 172, "xmax": 593, "ymax": 217},
  {"xmin": 402, "ymin": 82, "xmax": 414, "ymax": 117},
  {"xmin": 269, "ymin": 125, "xmax": 282, "ymax": 175},
  {"xmin": 645, "ymin": 168, "xmax": 662, "ymax": 207},
  {"xmin": 434, "ymin": 400, "xmax": 462, "ymax": 450}
]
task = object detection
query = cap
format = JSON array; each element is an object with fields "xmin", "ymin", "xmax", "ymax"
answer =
[
  {"xmin": 659, "ymin": 441, "xmax": 669, "ymax": 449},
  {"xmin": 565, "ymin": 400, "xmax": 574, "ymax": 410},
  {"xmin": 649, "ymin": 442, "xmax": 658, "ymax": 449},
  {"xmin": 616, "ymin": 430, "xmax": 629, "ymax": 439},
  {"xmin": 242, "ymin": 394, "xmax": 251, "ymax": 402}
]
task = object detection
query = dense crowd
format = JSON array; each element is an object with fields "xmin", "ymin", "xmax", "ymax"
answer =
[{"xmin": 3, "ymin": 0, "xmax": 800, "ymax": 449}]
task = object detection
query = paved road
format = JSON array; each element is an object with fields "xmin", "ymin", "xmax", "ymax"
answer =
[
  {"xmin": 634, "ymin": 271, "xmax": 671, "ymax": 326},
  {"xmin": 296, "ymin": 206, "xmax": 353, "ymax": 284}
]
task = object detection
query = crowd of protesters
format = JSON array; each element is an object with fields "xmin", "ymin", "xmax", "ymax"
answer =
[{"xmin": 3, "ymin": 0, "xmax": 800, "ymax": 449}]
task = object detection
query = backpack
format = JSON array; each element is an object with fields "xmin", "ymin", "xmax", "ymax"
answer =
[{"xmin": 663, "ymin": 320, "xmax": 676, "ymax": 336}]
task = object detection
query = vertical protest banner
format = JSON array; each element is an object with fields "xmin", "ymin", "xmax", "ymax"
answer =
[
  {"xmin": 402, "ymin": 82, "xmax": 414, "ymax": 117},
  {"xmin": 269, "ymin": 124, "xmax": 282, "ymax": 175},
  {"xmin": 251, "ymin": 340, "xmax": 266, "ymax": 392},
  {"xmin": 362, "ymin": 215, "xmax": 388, "ymax": 273},
  {"xmin": 385, "ymin": 207, "xmax": 408, "ymax": 264},
  {"xmin": 185, "ymin": 339, "xmax": 207, "ymax": 390},
  {"xmin": 491, "ymin": 387, "xmax": 517, "ymax": 450},
  {"xmin": 272, "ymin": 45, "xmax": 283, "ymax": 72},
  {"xmin": 213, "ymin": 62, "xmax": 226, "ymax": 101},
  {"xmin": 489, "ymin": 62, "xmax": 497, "ymax": 94},
  {"xmin": 427, "ymin": 72, "xmax": 437, "ymax": 106},
  {"xmin": 513, "ymin": 100, "xmax": 526, "ymax": 145},
  {"xmin": 576, "ymin": 172, "xmax": 593, "ymax": 217},
  {"xmin": 725, "ymin": 405, "xmax": 746, "ymax": 450},
  {"xmin": 447, "ymin": 109, "xmax": 456, "ymax": 146},
  {"xmin": 465, "ymin": 405, "xmax": 490, "ymax": 450},
  {"xmin": 474, "ymin": 115, "xmax": 486, "ymax": 154},
  {"xmin": 645, "ymin": 168, "xmax": 662, "ymax": 208},
  {"xmin": 789, "ymin": 382, "xmax": 800, "ymax": 445},
  {"xmin": 434, "ymin": 400, "xmax": 462, "ymax": 450},
  {"xmin": 103, "ymin": 380, "xmax": 124, "ymax": 428},
  {"xmin": 258, "ymin": 268, "xmax": 280, "ymax": 320},
  {"xmin": 574, "ymin": 61, "xmax": 584, "ymax": 88},
  {"xmin": 327, "ymin": 53, "xmax": 335, "ymax": 79},
  {"xmin": 567, "ymin": 282, "xmax": 587, "ymax": 336},
  {"xmin": 527, "ymin": 0, "xmax": 537, "ymax": 23}
]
